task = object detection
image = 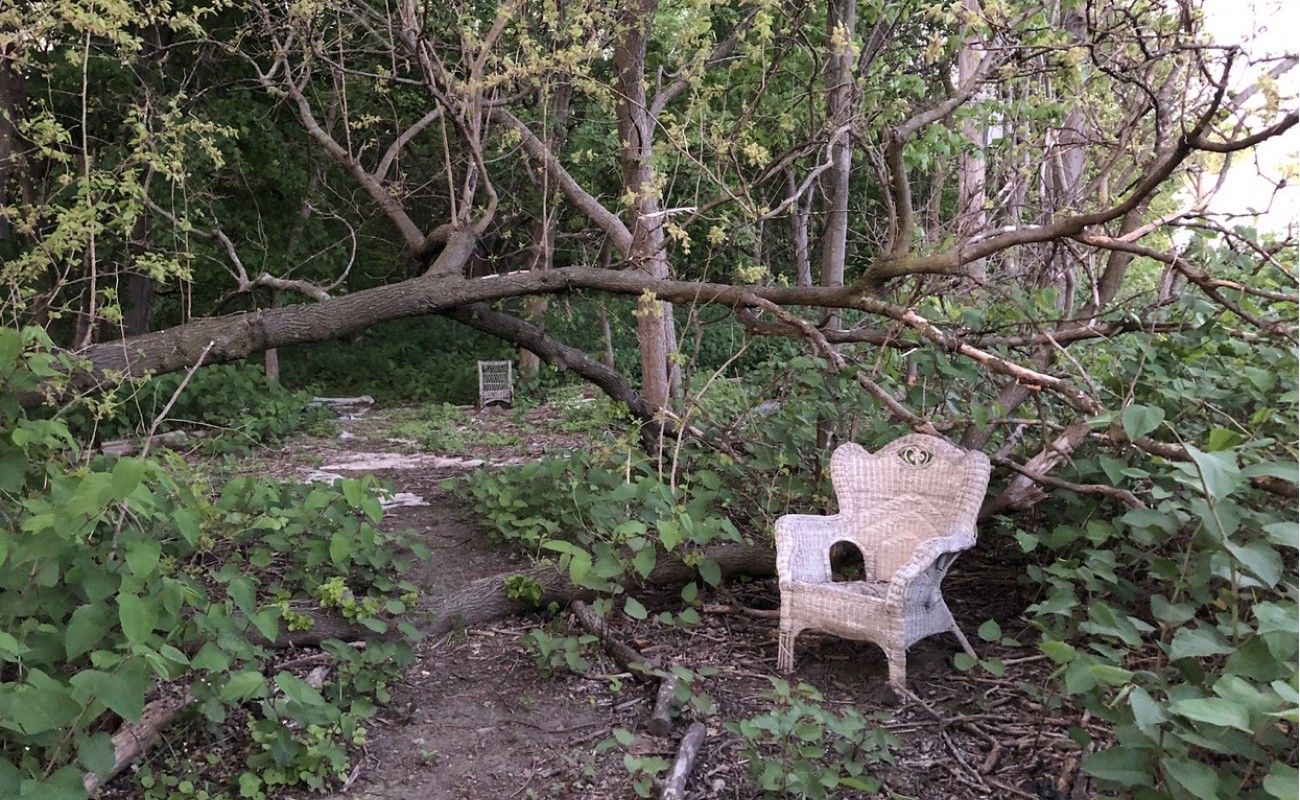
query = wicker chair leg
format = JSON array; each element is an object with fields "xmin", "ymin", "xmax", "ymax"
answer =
[
  {"xmin": 951, "ymin": 623, "xmax": 977, "ymax": 659},
  {"xmin": 885, "ymin": 648, "xmax": 907, "ymax": 688},
  {"xmin": 777, "ymin": 628, "xmax": 797, "ymax": 672}
]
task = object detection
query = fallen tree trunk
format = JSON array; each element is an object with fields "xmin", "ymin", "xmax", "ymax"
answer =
[{"xmin": 415, "ymin": 543, "xmax": 776, "ymax": 638}]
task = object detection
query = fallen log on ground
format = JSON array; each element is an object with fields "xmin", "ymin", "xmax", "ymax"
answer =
[{"xmin": 414, "ymin": 543, "xmax": 777, "ymax": 638}]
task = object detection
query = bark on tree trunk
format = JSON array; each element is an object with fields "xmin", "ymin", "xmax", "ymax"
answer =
[
  {"xmin": 264, "ymin": 291, "xmax": 282, "ymax": 382},
  {"xmin": 819, "ymin": 0, "xmax": 855, "ymax": 332},
  {"xmin": 520, "ymin": 80, "xmax": 573, "ymax": 379},
  {"xmin": 957, "ymin": 0, "xmax": 988, "ymax": 281},
  {"xmin": 614, "ymin": 0, "xmax": 678, "ymax": 409}
]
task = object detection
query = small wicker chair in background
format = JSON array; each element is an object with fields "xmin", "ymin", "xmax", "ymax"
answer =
[{"xmin": 775, "ymin": 434, "xmax": 991, "ymax": 687}]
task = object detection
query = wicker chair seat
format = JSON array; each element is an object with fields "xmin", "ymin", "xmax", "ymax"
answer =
[{"xmin": 775, "ymin": 434, "xmax": 991, "ymax": 687}]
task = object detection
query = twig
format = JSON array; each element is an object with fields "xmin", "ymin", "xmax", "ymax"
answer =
[
  {"xmin": 647, "ymin": 673, "xmax": 681, "ymax": 737},
  {"xmin": 660, "ymin": 722, "xmax": 707, "ymax": 800},
  {"xmin": 569, "ymin": 601, "xmax": 662, "ymax": 677},
  {"xmin": 139, "ymin": 340, "xmax": 216, "ymax": 459},
  {"xmin": 992, "ymin": 455, "xmax": 1145, "ymax": 509}
]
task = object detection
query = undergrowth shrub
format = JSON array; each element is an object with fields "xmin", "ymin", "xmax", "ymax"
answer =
[
  {"xmin": 69, "ymin": 362, "xmax": 333, "ymax": 450},
  {"xmin": 1014, "ymin": 288, "xmax": 1299, "ymax": 799},
  {"xmin": 278, "ymin": 316, "xmax": 513, "ymax": 404},
  {"xmin": 727, "ymin": 679, "xmax": 898, "ymax": 799},
  {"xmin": 0, "ymin": 328, "xmax": 425, "ymax": 799}
]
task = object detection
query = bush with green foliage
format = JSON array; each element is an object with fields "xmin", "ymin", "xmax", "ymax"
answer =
[
  {"xmin": 1017, "ymin": 319, "xmax": 1299, "ymax": 798},
  {"xmin": 69, "ymin": 362, "xmax": 334, "ymax": 451},
  {"xmin": 727, "ymin": 679, "xmax": 898, "ymax": 799},
  {"xmin": 278, "ymin": 316, "xmax": 514, "ymax": 404},
  {"xmin": 0, "ymin": 328, "xmax": 425, "ymax": 799}
]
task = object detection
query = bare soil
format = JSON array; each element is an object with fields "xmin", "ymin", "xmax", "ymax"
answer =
[{"xmin": 151, "ymin": 401, "xmax": 1096, "ymax": 800}]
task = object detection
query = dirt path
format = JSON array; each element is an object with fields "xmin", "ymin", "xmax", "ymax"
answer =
[{"xmin": 272, "ymin": 404, "xmax": 1092, "ymax": 800}]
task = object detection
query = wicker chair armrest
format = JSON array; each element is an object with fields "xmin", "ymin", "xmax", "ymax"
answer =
[
  {"xmin": 884, "ymin": 528, "xmax": 976, "ymax": 602},
  {"xmin": 775, "ymin": 513, "xmax": 847, "ymax": 584}
]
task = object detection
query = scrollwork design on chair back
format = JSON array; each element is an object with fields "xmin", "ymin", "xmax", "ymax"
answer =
[{"xmin": 896, "ymin": 444, "xmax": 933, "ymax": 467}]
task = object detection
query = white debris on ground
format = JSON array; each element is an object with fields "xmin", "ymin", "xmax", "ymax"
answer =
[
  {"xmin": 309, "ymin": 395, "xmax": 375, "ymax": 420},
  {"xmin": 303, "ymin": 469, "xmax": 430, "ymax": 510},
  {"xmin": 318, "ymin": 452, "xmax": 528, "ymax": 472}
]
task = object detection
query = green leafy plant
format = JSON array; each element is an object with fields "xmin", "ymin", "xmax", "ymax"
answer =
[
  {"xmin": 726, "ymin": 678, "xmax": 899, "ymax": 799},
  {"xmin": 0, "ymin": 328, "xmax": 424, "ymax": 798},
  {"xmin": 70, "ymin": 362, "xmax": 335, "ymax": 453},
  {"xmin": 1013, "ymin": 283, "xmax": 1300, "ymax": 800}
]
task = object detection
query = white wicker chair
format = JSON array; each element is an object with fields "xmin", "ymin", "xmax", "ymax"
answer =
[{"xmin": 775, "ymin": 434, "xmax": 991, "ymax": 687}]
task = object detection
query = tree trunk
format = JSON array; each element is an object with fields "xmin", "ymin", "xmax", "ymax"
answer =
[
  {"xmin": 957, "ymin": 0, "xmax": 988, "ymax": 280},
  {"xmin": 818, "ymin": 0, "xmax": 855, "ymax": 331},
  {"xmin": 614, "ymin": 0, "xmax": 678, "ymax": 409},
  {"xmin": 264, "ymin": 292, "xmax": 282, "ymax": 382},
  {"xmin": 787, "ymin": 167, "xmax": 813, "ymax": 287},
  {"xmin": 520, "ymin": 80, "xmax": 573, "ymax": 379}
]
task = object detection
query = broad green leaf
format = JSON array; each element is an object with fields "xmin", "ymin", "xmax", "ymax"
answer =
[
  {"xmin": 1087, "ymin": 665, "xmax": 1133, "ymax": 686},
  {"xmin": 657, "ymin": 519, "xmax": 682, "ymax": 551},
  {"xmin": 124, "ymin": 538, "xmax": 162, "ymax": 578},
  {"xmin": 1224, "ymin": 539, "xmax": 1284, "ymax": 588},
  {"xmin": 69, "ymin": 661, "xmax": 148, "ymax": 721},
  {"xmin": 220, "ymin": 670, "xmax": 267, "ymax": 702},
  {"xmin": 117, "ymin": 593, "xmax": 158, "ymax": 646},
  {"xmin": 1040, "ymin": 641, "xmax": 1076, "ymax": 664},
  {"xmin": 341, "ymin": 479, "xmax": 365, "ymax": 508},
  {"xmin": 110, "ymin": 457, "xmax": 147, "ymax": 501},
  {"xmin": 276, "ymin": 672, "xmax": 326, "ymax": 707},
  {"xmin": 1169, "ymin": 627, "xmax": 1234, "ymax": 660},
  {"xmin": 1151, "ymin": 595, "xmax": 1196, "ymax": 626},
  {"xmin": 174, "ymin": 509, "xmax": 200, "ymax": 545},
  {"xmin": 1121, "ymin": 404, "xmax": 1164, "ymax": 441},
  {"xmin": 1254, "ymin": 601, "xmax": 1299, "ymax": 636},
  {"xmin": 1129, "ymin": 687, "xmax": 1166, "ymax": 735},
  {"xmin": 1183, "ymin": 445, "xmax": 1244, "ymax": 502},
  {"xmin": 624, "ymin": 597, "xmax": 648, "ymax": 620},
  {"xmin": 1, "ymin": 687, "xmax": 81, "ymax": 735},
  {"xmin": 1161, "ymin": 757, "xmax": 1220, "ymax": 797},
  {"xmin": 1240, "ymin": 460, "xmax": 1299, "ymax": 482},
  {"xmin": 0, "ymin": 757, "xmax": 20, "ymax": 794},
  {"xmin": 977, "ymin": 620, "xmax": 1001, "ymax": 641},
  {"xmin": 1264, "ymin": 762, "xmax": 1299, "ymax": 800},
  {"xmin": 249, "ymin": 607, "xmax": 280, "ymax": 643},
  {"xmin": 631, "ymin": 546, "xmax": 656, "ymax": 579},
  {"xmin": 567, "ymin": 549, "xmax": 592, "ymax": 585},
  {"xmin": 697, "ymin": 559, "xmax": 721, "ymax": 586},
  {"xmin": 226, "ymin": 576, "xmax": 256, "ymax": 615},
  {"xmin": 66, "ymin": 472, "xmax": 114, "ymax": 520},
  {"xmin": 191, "ymin": 642, "xmax": 230, "ymax": 672},
  {"xmin": 1169, "ymin": 697, "xmax": 1252, "ymax": 731},
  {"xmin": 329, "ymin": 531, "xmax": 354, "ymax": 567},
  {"xmin": 28, "ymin": 766, "xmax": 90, "ymax": 800},
  {"xmin": 0, "ymin": 630, "xmax": 27, "ymax": 662},
  {"xmin": 1263, "ymin": 522, "xmax": 1298, "ymax": 550},
  {"xmin": 0, "ymin": 447, "xmax": 26, "ymax": 494},
  {"xmin": 63, "ymin": 603, "xmax": 111, "ymax": 660},
  {"xmin": 1083, "ymin": 747, "xmax": 1151, "ymax": 787}
]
